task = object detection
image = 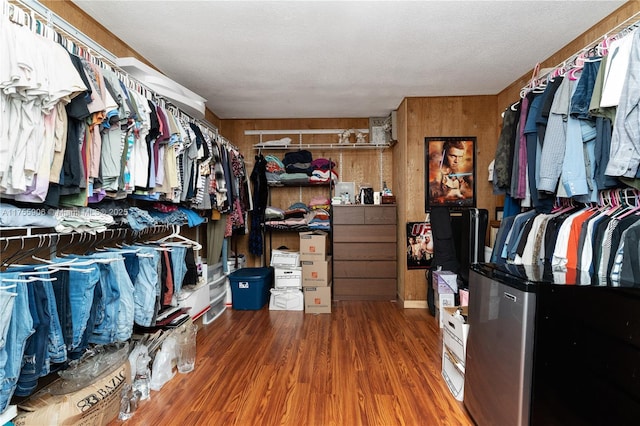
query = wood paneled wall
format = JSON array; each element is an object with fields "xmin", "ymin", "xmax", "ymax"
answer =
[
  {"xmin": 221, "ymin": 119, "xmax": 393, "ymax": 266},
  {"xmin": 395, "ymin": 96, "xmax": 499, "ymax": 306}
]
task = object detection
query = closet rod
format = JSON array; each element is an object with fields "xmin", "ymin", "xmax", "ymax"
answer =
[
  {"xmin": 245, "ymin": 129, "xmax": 369, "ymax": 136},
  {"xmin": 522, "ymin": 10, "xmax": 640, "ymax": 93},
  {"xmin": 12, "ymin": 0, "xmax": 117, "ymax": 63},
  {"xmin": 9, "ymin": 0, "xmax": 221, "ymax": 135}
]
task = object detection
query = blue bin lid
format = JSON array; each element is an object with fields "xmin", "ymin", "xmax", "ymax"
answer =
[{"xmin": 229, "ymin": 267, "xmax": 273, "ymax": 279}]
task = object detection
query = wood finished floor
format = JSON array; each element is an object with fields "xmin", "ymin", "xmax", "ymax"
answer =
[{"xmin": 111, "ymin": 301, "xmax": 474, "ymax": 426}]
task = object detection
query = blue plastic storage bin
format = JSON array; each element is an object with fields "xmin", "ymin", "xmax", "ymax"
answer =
[{"xmin": 229, "ymin": 267, "xmax": 273, "ymax": 310}]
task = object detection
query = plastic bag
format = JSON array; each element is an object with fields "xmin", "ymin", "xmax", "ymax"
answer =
[
  {"xmin": 128, "ymin": 343, "xmax": 149, "ymax": 382},
  {"xmin": 149, "ymin": 336, "xmax": 177, "ymax": 391}
]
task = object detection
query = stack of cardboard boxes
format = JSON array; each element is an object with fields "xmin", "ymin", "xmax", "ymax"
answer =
[
  {"xmin": 432, "ymin": 270, "xmax": 470, "ymax": 402},
  {"xmin": 300, "ymin": 231, "xmax": 332, "ymax": 314},
  {"xmin": 269, "ymin": 249, "xmax": 303, "ymax": 310}
]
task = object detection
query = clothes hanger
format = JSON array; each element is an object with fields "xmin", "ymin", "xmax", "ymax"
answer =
[{"xmin": 152, "ymin": 225, "xmax": 202, "ymax": 251}]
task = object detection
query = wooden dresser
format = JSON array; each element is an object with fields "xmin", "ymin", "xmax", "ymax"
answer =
[{"xmin": 332, "ymin": 205, "xmax": 397, "ymax": 300}]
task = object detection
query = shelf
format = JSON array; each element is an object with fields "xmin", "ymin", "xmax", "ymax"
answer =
[
  {"xmin": 267, "ymin": 181, "xmax": 332, "ymax": 187},
  {"xmin": 254, "ymin": 142, "xmax": 392, "ymax": 151},
  {"xmin": 246, "ymin": 128, "xmax": 393, "ymax": 150}
]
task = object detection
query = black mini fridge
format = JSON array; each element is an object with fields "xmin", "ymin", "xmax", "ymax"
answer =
[{"xmin": 464, "ymin": 263, "xmax": 640, "ymax": 426}]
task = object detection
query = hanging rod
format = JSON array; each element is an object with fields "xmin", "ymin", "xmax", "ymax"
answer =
[
  {"xmin": 9, "ymin": 0, "xmax": 220, "ymax": 134},
  {"xmin": 245, "ymin": 129, "xmax": 369, "ymax": 136},
  {"xmin": 12, "ymin": 0, "xmax": 117, "ymax": 63},
  {"xmin": 522, "ymin": 10, "xmax": 640, "ymax": 93}
]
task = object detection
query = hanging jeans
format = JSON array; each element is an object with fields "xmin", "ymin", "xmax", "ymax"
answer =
[
  {"xmin": 42, "ymin": 280, "xmax": 66, "ymax": 368},
  {"xmin": 0, "ymin": 281, "xmax": 33, "ymax": 411},
  {"xmin": 88, "ymin": 252, "xmax": 134, "ymax": 344},
  {"xmin": 0, "ymin": 275, "xmax": 19, "ymax": 413},
  {"xmin": 15, "ymin": 279, "xmax": 51, "ymax": 397},
  {"xmin": 169, "ymin": 246, "xmax": 187, "ymax": 296},
  {"xmin": 133, "ymin": 248, "xmax": 160, "ymax": 327}
]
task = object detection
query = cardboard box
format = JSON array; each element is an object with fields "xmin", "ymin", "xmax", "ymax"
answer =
[
  {"xmin": 299, "ymin": 231, "xmax": 328, "ymax": 261},
  {"xmin": 274, "ymin": 266, "xmax": 302, "ymax": 288},
  {"xmin": 434, "ymin": 286, "xmax": 455, "ymax": 328},
  {"xmin": 269, "ymin": 288, "xmax": 303, "ymax": 310},
  {"xmin": 301, "ymin": 256, "xmax": 332, "ymax": 287},
  {"xmin": 442, "ymin": 306, "xmax": 470, "ymax": 370},
  {"xmin": 14, "ymin": 360, "xmax": 131, "ymax": 426},
  {"xmin": 442, "ymin": 347, "xmax": 465, "ymax": 402},
  {"xmin": 270, "ymin": 249, "xmax": 300, "ymax": 268},
  {"xmin": 303, "ymin": 282, "xmax": 332, "ymax": 314},
  {"xmin": 432, "ymin": 270, "xmax": 458, "ymax": 293}
]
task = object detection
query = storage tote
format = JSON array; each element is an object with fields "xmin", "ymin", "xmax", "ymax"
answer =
[{"xmin": 229, "ymin": 267, "xmax": 273, "ymax": 310}]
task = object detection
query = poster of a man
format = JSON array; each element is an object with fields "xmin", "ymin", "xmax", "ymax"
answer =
[{"xmin": 425, "ymin": 137, "xmax": 476, "ymax": 209}]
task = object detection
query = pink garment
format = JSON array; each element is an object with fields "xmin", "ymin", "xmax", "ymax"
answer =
[{"xmin": 516, "ymin": 95, "xmax": 530, "ymax": 199}]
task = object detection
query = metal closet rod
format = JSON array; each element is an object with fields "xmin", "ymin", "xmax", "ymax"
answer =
[
  {"xmin": 10, "ymin": 0, "xmax": 221, "ymax": 135},
  {"xmin": 12, "ymin": 0, "xmax": 117, "ymax": 63},
  {"xmin": 245, "ymin": 129, "xmax": 369, "ymax": 135},
  {"xmin": 523, "ymin": 11, "xmax": 640, "ymax": 93}
]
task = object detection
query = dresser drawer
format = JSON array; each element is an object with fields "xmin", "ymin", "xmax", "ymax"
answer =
[
  {"xmin": 333, "ymin": 278, "xmax": 397, "ymax": 300},
  {"xmin": 332, "ymin": 224, "xmax": 396, "ymax": 243},
  {"xmin": 333, "ymin": 260, "xmax": 397, "ymax": 278},
  {"xmin": 364, "ymin": 206, "xmax": 396, "ymax": 224},
  {"xmin": 332, "ymin": 242, "xmax": 396, "ymax": 260},
  {"xmin": 332, "ymin": 206, "xmax": 365, "ymax": 224}
]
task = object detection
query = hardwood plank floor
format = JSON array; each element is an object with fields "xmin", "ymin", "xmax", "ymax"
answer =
[{"xmin": 111, "ymin": 301, "xmax": 474, "ymax": 426}]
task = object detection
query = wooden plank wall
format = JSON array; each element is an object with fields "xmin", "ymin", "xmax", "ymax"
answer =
[
  {"xmin": 396, "ymin": 96, "xmax": 499, "ymax": 306},
  {"xmin": 221, "ymin": 119, "xmax": 393, "ymax": 265}
]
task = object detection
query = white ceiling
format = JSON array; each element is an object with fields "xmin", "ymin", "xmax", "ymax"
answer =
[{"xmin": 71, "ymin": 0, "xmax": 625, "ymax": 119}]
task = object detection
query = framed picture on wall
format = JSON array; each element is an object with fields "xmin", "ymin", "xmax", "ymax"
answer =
[
  {"xmin": 406, "ymin": 220, "xmax": 434, "ymax": 270},
  {"xmin": 424, "ymin": 136, "xmax": 476, "ymax": 211}
]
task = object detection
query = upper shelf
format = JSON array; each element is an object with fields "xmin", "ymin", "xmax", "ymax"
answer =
[
  {"xmin": 246, "ymin": 128, "xmax": 394, "ymax": 150},
  {"xmin": 254, "ymin": 143, "xmax": 392, "ymax": 150}
]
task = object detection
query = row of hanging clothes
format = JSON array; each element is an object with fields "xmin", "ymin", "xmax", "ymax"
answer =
[
  {"xmin": 0, "ymin": 226, "xmax": 201, "ymax": 413},
  {"xmin": 490, "ymin": 188, "xmax": 640, "ymax": 287},
  {"xmin": 0, "ymin": 1, "xmax": 251, "ymax": 227},
  {"xmin": 493, "ymin": 18, "xmax": 640, "ymax": 215}
]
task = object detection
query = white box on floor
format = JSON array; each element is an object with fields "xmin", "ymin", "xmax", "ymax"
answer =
[
  {"xmin": 442, "ymin": 347, "xmax": 465, "ymax": 401},
  {"xmin": 442, "ymin": 306, "xmax": 470, "ymax": 369},
  {"xmin": 434, "ymin": 287, "xmax": 455, "ymax": 328},
  {"xmin": 274, "ymin": 266, "xmax": 302, "ymax": 288},
  {"xmin": 269, "ymin": 288, "xmax": 303, "ymax": 310},
  {"xmin": 270, "ymin": 249, "xmax": 300, "ymax": 268}
]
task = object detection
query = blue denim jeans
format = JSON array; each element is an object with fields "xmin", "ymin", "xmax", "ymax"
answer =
[
  {"xmin": 42, "ymin": 280, "xmax": 66, "ymax": 366},
  {"xmin": 169, "ymin": 246, "xmax": 187, "ymax": 296},
  {"xmin": 93, "ymin": 252, "xmax": 135, "ymax": 342},
  {"xmin": 0, "ymin": 280, "xmax": 33, "ymax": 411},
  {"xmin": 133, "ymin": 248, "xmax": 160, "ymax": 327},
  {"xmin": 51, "ymin": 269, "xmax": 73, "ymax": 353},
  {"xmin": 0, "ymin": 276, "xmax": 19, "ymax": 410},
  {"xmin": 15, "ymin": 279, "xmax": 50, "ymax": 397},
  {"xmin": 52, "ymin": 259, "xmax": 100, "ymax": 359},
  {"xmin": 122, "ymin": 251, "xmax": 140, "ymax": 283}
]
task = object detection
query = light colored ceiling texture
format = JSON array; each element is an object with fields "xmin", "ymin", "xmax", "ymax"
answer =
[{"xmin": 71, "ymin": 0, "xmax": 625, "ymax": 119}]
